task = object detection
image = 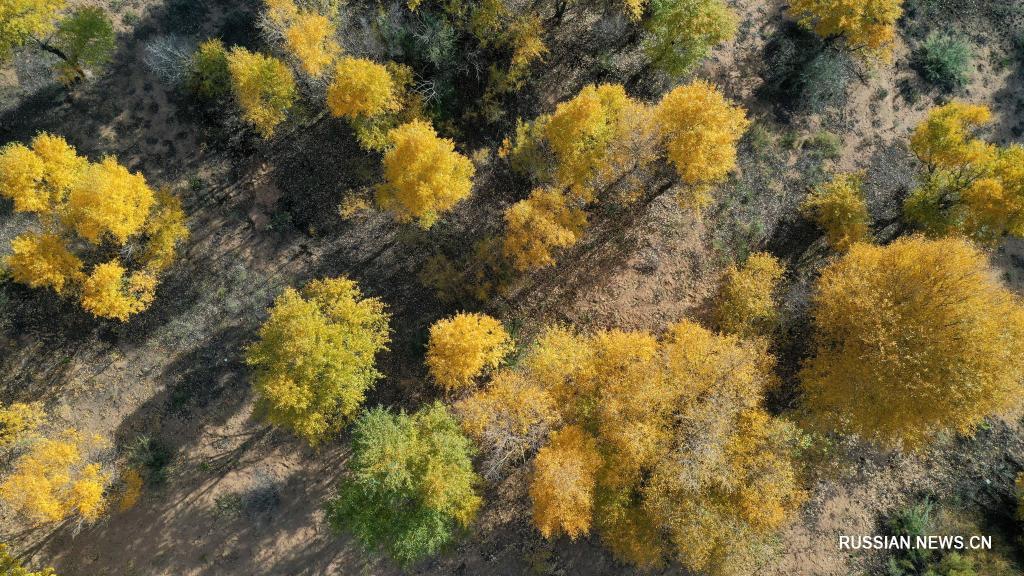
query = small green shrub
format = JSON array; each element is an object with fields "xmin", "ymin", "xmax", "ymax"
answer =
[
  {"xmin": 914, "ymin": 33, "xmax": 972, "ymax": 90},
  {"xmin": 189, "ymin": 38, "xmax": 231, "ymax": 100}
]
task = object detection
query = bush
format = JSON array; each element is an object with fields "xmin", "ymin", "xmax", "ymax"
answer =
[
  {"xmin": 913, "ymin": 33, "xmax": 972, "ymax": 90},
  {"xmin": 189, "ymin": 39, "xmax": 231, "ymax": 100},
  {"xmin": 714, "ymin": 252, "xmax": 785, "ymax": 337},
  {"xmin": 800, "ymin": 172, "xmax": 871, "ymax": 251}
]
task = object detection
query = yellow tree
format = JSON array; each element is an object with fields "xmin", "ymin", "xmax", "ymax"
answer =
[
  {"xmin": 905, "ymin": 102, "xmax": 1024, "ymax": 244},
  {"xmin": 655, "ymin": 81, "xmax": 749, "ymax": 210},
  {"xmin": 0, "ymin": 428, "xmax": 110, "ymax": 524},
  {"xmin": 226, "ymin": 47, "xmax": 297, "ymax": 138},
  {"xmin": 459, "ymin": 320, "xmax": 803, "ymax": 574},
  {"xmin": 801, "ymin": 236, "xmax": 1024, "ymax": 448},
  {"xmin": 502, "ymin": 187, "xmax": 587, "ymax": 271},
  {"xmin": 455, "ymin": 370, "xmax": 558, "ymax": 479},
  {"xmin": 0, "ymin": 0, "xmax": 115, "ymax": 83},
  {"xmin": 541, "ymin": 83, "xmax": 657, "ymax": 202},
  {"xmin": 788, "ymin": 0, "xmax": 903, "ymax": 60},
  {"xmin": 714, "ymin": 252, "xmax": 785, "ymax": 338},
  {"xmin": 0, "ymin": 133, "xmax": 187, "ymax": 321},
  {"xmin": 530, "ymin": 425, "xmax": 602, "ymax": 539},
  {"xmin": 262, "ymin": 0, "xmax": 339, "ymax": 78},
  {"xmin": 0, "ymin": 543, "xmax": 56, "ymax": 575},
  {"xmin": 66, "ymin": 156, "xmax": 155, "ymax": 244},
  {"xmin": 246, "ymin": 277, "xmax": 390, "ymax": 445},
  {"xmin": 426, "ymin": 312, "xmax": 513, "ymax": 391},
  {"xmin": 79, "ymin": 261, "xmax": 156, "ymax": 322},
  {"xmin": 801, "ymin": 172, "xmax": 872, "ymax": 251},
  {"xmin": 0, "ymin": 0, "xmax": 65, "ymax": 60},
  {"xmin": 0, "ymin": 402, "xmax": 44, "ymax": 449},
  {"xmin": 376, "ymin": 119, "xmax": 475, "ymax": 228},
  {"xmin": 326, "ymin": 57, "xmax": 399, "ymax": 119}
]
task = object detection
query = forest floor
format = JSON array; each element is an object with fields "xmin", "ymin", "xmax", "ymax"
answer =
[{"xmin": 2, "ymin": 0, "xmax": 1024, "ymax": 574}]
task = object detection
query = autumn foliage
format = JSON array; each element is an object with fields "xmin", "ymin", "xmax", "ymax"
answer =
[
  {"xmin": 502, "ymin": 187, "xmax": 587, "ymax": 271},
  {"xmin": 425, "ymin": 312, "xmax": 513, "ymax": 391},
  {"xmin": 226, "ymin": 47, "xmax": 297, "ymax": 138},
  {"xmin": 801, "ymin": 236, "xmax": 1024, "ymax": 447},
  {"xmin": 246, "ymin": 277, "xmax": 390, "ymax": 445},
  {"xmin": 0, "ymin": 133, "xmax": 187, "ymax": 321},
  {"xmin": 789, "ymin": 0, "xmax": 903, "ymax": 60},
  {"xmin": 905, "ymin": 102, "xmax": 1024, "ymax": 244},
  {"xmin": 262, "ymin": 0, "xmax": 339, "ymax": 78},
  {"xmin": 458, "ymin": 321, "xmax": 803, "ymax": 573},
  {"xmin": 655, "ymin": 80, "xmax": 749, "ymax": 209},
  {"xmin": 376, "ymin": 119, "xmax": 475, "ymax": 228},
  {"xmin": 801, "ymin": 172, "xmax": 872, "ymax": 251},
  {"xmin": 714, "ymin": 252, "xmax": 785, "ymax": 338},
  {"xmin": 326, "ymin": 57, "xmax": 399, "ymax": 119},
  {"xmin": 0, "ymin": 426, "xmax": 110, "ymax": 524}
]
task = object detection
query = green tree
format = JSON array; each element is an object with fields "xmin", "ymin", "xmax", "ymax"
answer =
[
  {"xmin": 643, "ymin": 0, "xmax": 737, "ymax": 77},
  {"xmin": 51, "ymin": 7, "xmax": 114, "ymax": 83},
  {"xmin": 0, "ymin": 0, "xmax": 114, "ymax": 83},
  {"xmin": 326, "ymin": 403, "xmax": 481, "ymax": 565},
  {"xmin": 246, "ymin": 277, "xmax": 390, "ymax": 445}
]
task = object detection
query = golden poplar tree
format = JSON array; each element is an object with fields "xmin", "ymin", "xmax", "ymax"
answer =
[
  {"xmin": 502, "ymin": 187, "xmax": 587, "ymax": 271},
  {"xmin": 262, "ymin": 0, "xmax": 339, "ymax": 77},
  {"xmin": 0, "ymin": 428, "xmax": 110, "ymax": 524},
  {"xmin": 426, "ymin": 312, "xmax": 513, "ymax": 391},
  {"xmin": 655, "ymin": 81, "xmax": 749, "ymax": 209},
  {"xmin": 326, "ymin": 57, "xmax": 399, "ymax": 119},
  {"xmin": 376, "ymin": 119, "xmax": 475, "ymax": 228},
  {"xmin": 458, "ymin": 321, "xmax": 803, "ymax": 575},
  {"xmin": 801, "ymin": 236, "xmax": 1024, "ymax": 448},
  {"xmin": 246, "ymin": 277, "xmax": 390, "ymax": 445},
  {"xmin": 788, "ymin": 0, "xmax": 903, "ymax": 60},
  {"xmin": 0, "ymin": 133, "xmax": 187, "ymax": 321},
  {"xmin": 714, "ymin": 252, "xmax": 785, "ymax": 337},
  {"xmin": 905, "ymin": 102, "xmax": 1024, "ymax": 244},
  {"xmin": 226, "ymin": 47, "xmax": 297, "ymax": 138}
]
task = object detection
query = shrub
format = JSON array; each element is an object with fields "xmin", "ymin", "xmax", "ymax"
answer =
[
  {"xmin": 801, "ymin": 236, "xmax": 1024, "ymax": 448},
  {"xmin": 800, "ymin": 172, "xmax": 871, "ymax": 251},
  {"xmin": 189, "ymin": 38, "xmax": 231, "ymax": 99},
  {"xmin": 714, "ymin": 252, "xmax": 785, "ymax": 337},
  {"xmin": 246, "ymin": 277, "xmax": 390, "ymax": 445},
  {"xmin": 0, "ymin": 544, "xmax": 56, "ymax": 576},
  {"xmin": 325, "ymin": 403, "xmax": 481, "ymax": 566},
  {"xmin": 426, "ymin": 312, "xmax": 513, "ymax": 391},
  {"xmin": 914, "ymin": 33, "xmax": 972, "ymax": 91}
]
